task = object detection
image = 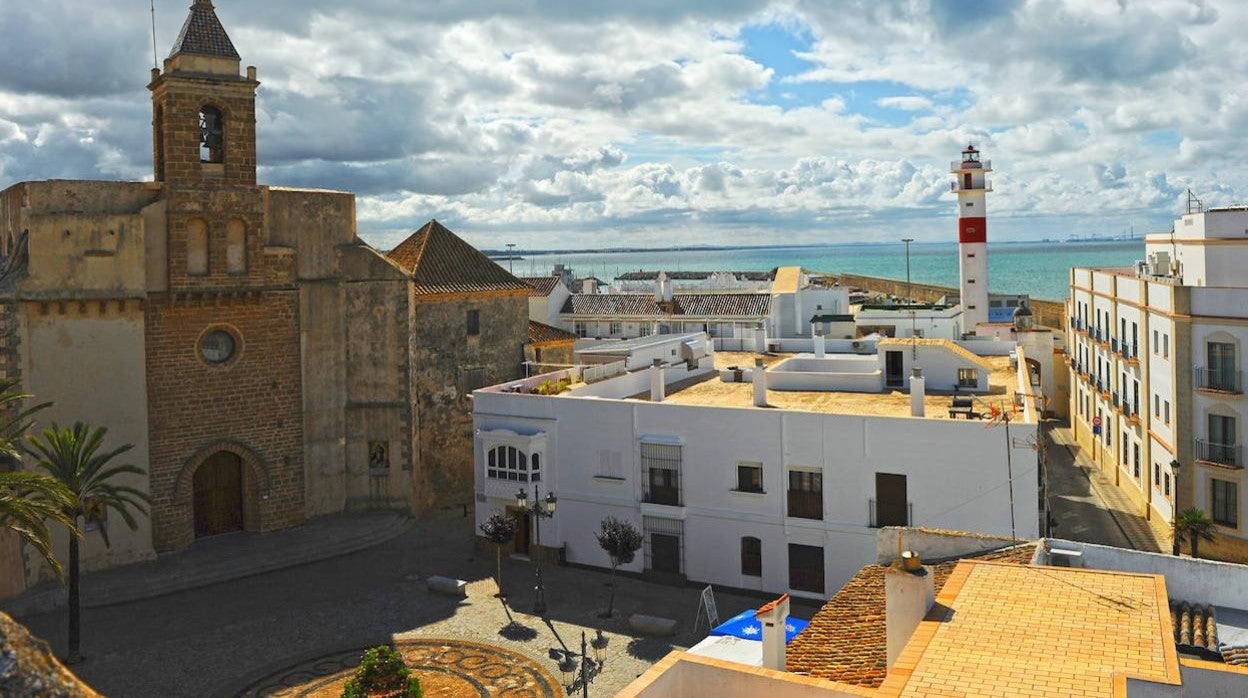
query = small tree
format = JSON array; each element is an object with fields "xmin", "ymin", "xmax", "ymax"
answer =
[
  {"xmin": 27, "ymin": 422, "xmax": 150, "ymax": 664},
  {"xmin": 594, "ymin": 516, "xmax": 644, "ymax": 618},
  {"xmin": 479, "ymin": 511, "xmax": 517, "ymax": 598},
  {"xmin": 342, "ymin": 645, "xmax": 422, "ymax": 698},
  {"xmin": 1175, "ymin": 508, "xmax": 1216, "ymax": 559}
]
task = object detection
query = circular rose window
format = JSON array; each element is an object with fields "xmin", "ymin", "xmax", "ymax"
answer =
[{"xmin": 200, "ymin": 329, "xmax": 237, "ymax": 364}]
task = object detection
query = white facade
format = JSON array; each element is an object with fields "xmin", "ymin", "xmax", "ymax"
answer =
[
  {"xmin": 1068, "ymin": 207, "xmax": 1248, "ymax": 561},
  {"xmin": 854, "ymin": 304, "xmax": 964, "ymax": 340},
  {"xmin": 473, "ymin": 351, "xmax": 1038, "ymax": 599}
]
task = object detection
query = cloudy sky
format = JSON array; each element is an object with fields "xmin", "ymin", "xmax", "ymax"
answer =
[{"xmin": 2, "ymin": 0, "xmax": 1245, "ymax": 250}]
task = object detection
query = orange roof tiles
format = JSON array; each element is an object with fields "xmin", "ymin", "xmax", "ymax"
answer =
[
  {"xmin": 528, "ymin": 320, "xmax": 576, "ymax": 345},
  {"xmin": 386, "ymin": 220, "xmax": 530, "ymax": 296},
  {"xmin": 884, "ymin": 561, "xmax": 1180, "ymax": 698},
  {"xmin": 785, "ymin": 545, "xmax": 1035, "ymax": 688}
]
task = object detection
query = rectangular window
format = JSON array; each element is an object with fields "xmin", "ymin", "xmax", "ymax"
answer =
[
  {"xmin": 736, "ymin": 463, "xmax": 764, "ymax": 493},
  {"xmin": 575, "ymin": 321, "xmax": 588, "ymax": 338},
  {"xmin": 1163, "ymin": 334, "xmax": 1169, "ymax": 358},
  {"xmin": 643, "ymin": 516, "xmax": 684, "ymax": 574},
  {"xmin": 1153, "ymin": 462, "xmax": 1160, "ymax": 486},
  {"xmin": 641, "ymin": 441, "xmax": 682, "ymax": 506},
  {"xmin": 609, "ymin": 321, "xmax": 622, "ymax": 336},
  {"xmin": 957, "ymin": 368, "xmax": 978, "ymax": 388},
  {"xmin": 1154, "ymin": 395, "xmax": 1160, "ymax": 418},
  {"xmin": 788, "ymin": 543, "xmax": 824, "ymax": 594},
  {"xmin": 741, "ymin": 537, "xmax": 762, "ymax": 577},
  {"xmin": 466, "ymin": 309, "xmax": 480, "ymax": 336},
  {"xmin": 1208, "ymin": 342, "xmax": 1238, "ymax": 391},
  {"xmin": 1153, "ymin": 330, "xmax": 1159, "ymax": 354},
  {"xmin": 638, "ymin": 324, "xmax": 651, "ymax": 337},
  {"xmin": 1164, "ymin": 473, "xmax": 1171, "ymax": 496},
  {"xmin": 873, "ymin": 472, "xmax": 909, "ymax": 527},
  {"xmin": 1212, "ymin": 479, "xmax": 1239, "ymax": 528},
  {"xmin": 787, "ymin": 470, "xmax": 823, "ymax": 520},
  {"xmin": 1164, "ymin": 401, "xmax": 1170, "ymax": 425},
  {"xmin": 1133, "ymin": 444, "xmax": 1141, "ymax": 479}
]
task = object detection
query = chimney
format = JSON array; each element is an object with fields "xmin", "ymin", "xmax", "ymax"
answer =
[
  {"xmin": 885, "ymin": 551, "xmax": 936, "ymax": 668},
  {"xmin": 650, "ymin": 359, "xmax": 665, "ymax": 402},
  {"xmin": 909, "ymin": 367, "xmax": 925, "ymax": 418},
  {"xmin": 583, "ymin": 278, "xmax": 597, "ymax": 294},
  {"xmin": 753, "ymin": 359, "xmax": 768, "ymax": 407},
  {"xmin": 813, "ymin": 332, "xmax": 826, "ymax": 358},
  {"xmin": 755, "ymin": 593, "xmax": 790, "ymax": 671},
  {"xmin": 755, "ymin": 326, "xmax": 768, "ymax": 354}
]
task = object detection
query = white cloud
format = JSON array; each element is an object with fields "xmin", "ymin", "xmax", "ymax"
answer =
[{"xmin": 877, "ymin": 96, "xmax": 933, "ymax": 111}]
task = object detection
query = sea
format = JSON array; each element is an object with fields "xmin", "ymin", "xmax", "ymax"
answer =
[{"xmin": 507, "ymin": 239, "xmax": 1143, "ymax": 302}]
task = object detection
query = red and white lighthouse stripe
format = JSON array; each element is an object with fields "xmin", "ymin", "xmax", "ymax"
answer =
[{"xmin": 952, "ymin": 144, "xmax": 992, "ymax": 332}]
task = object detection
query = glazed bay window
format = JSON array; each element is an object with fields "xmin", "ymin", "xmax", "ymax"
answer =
[
  {"xmin": 787, "ymin": 470, "xmax": 822, "ymax": 520},
  {"xmin": 641, "ymin": 441, "xmax": 682, "ymax": 506},
  {"xmin": 1212, "ymin": 479, "xmax": 1239, "ymax": 528},
  {"xmin": 486, "ymin": 445, "xmax": 540, "ymax": 483},
  {"xmin": 735, "ymin": 462, "xmax": 764, "ymax": 493}
]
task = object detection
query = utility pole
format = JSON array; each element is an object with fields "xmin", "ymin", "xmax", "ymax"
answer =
[{"xmin": 902, "ymin": 238, "xmax": 916, "ymax": 358}]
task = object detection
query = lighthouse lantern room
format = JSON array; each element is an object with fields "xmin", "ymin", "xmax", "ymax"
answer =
[{"xmin": 951, "ymin": 144, "xmax": 992, "ymax": 332}]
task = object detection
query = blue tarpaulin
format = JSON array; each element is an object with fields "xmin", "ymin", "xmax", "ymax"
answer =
[{"xmin": 709, "ymin": 609, "xmax": 809, "ymax": 643}]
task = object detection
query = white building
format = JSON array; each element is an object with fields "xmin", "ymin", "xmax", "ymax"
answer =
[
  {"xmin": 854, "ymin": 302, "xmax": 964, "ymax": 340},
  {"xmin": 613, "ymin": 270, "xmax": 774, "ymax": 294},
  {"xmin": 556, "ymin": 267, "xmax": 849, "ymax": 343},
  {"xmin": 472, "ymin": 334, "xmax": 1039, "ymax": 599},
  {"xmin": 519, "ymin": 274, "xmax": 572, "ymax": 326},
  {"xmin": 1068, "ymin": 203, "xmax": 1248, "ymax": 563}
]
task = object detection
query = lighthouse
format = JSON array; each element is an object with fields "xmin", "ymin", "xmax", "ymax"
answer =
[{"xmin": 951, "ymin": 144, "xmax": 991, "ymax": 332}]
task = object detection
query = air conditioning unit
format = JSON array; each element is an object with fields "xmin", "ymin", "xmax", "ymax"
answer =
[
  {"xmin": 1049, "ymin": 548, "xmax": 1084, "ymax": 568},
  {"xmin": 1150, "ymin": 251, "xmax": 1170, "ymax": 277}
]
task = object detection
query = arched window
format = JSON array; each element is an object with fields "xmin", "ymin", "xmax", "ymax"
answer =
[
  {"xmin": 226, "ymin": 218, "xmax": 246, "ymax": 273},
  {"xmin": 187, "ymin": 218, "xmax": 208, "ymax": 276},
  {"xmin": 741, "ymin": 536, "xmax": 761, "ymax": 576},
  {"xmin": 486, "ymin": 446, "xmax": 540, "ymax": 483},
  {"xmin": 199, "ymin": 105, "xmax": 223, "ymax": 163}
]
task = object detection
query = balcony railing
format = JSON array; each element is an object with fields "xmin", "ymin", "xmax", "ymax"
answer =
[
  {"xmin": 1195, "ymin": 367, "xmax": 1243, "ymax": 394},
  {"xmin": 869, "ymin": 499, "xmax": 914, "ymax": 528},
  {"xmin": 787, "ymin": 491, "xmax": 823, "ymax": 520},
  {"xmin": 1196, "ymin": 439, "xmax": 1242, "ymax": 468},
  {"xmin": 950, "ymin": 159, "xmax": 991, "ymax": 171},
  {"xmin": 950, "ymin": 180, "xmax": 993, "ymax": 193},
  {"xmin": 1111, "ymin": 338, "xmax": 1119, "ymax": 353},
  {"xmin": 1120, "ymin": 342, "xmax": 1137, "ymax": 360},
  {"xmin": 1112, "ymin": 392, "xmax": 1119, "ymax": 408}
]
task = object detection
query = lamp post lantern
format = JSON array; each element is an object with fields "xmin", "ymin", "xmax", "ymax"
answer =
[
  {"xmin": 555, "ymin": 629, "xmax": 609, "ymax": 696},
  {"xmin": 516, "ymin": 485, "xmax": 557, "ymax": 614}
]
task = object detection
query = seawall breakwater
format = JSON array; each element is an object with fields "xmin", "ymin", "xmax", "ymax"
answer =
[{"xmin": 828, "ymin": 272, "xmax": 1065, "ymax": 329}]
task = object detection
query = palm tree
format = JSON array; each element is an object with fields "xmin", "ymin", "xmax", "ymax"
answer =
[
  {"xmin": 27, "ymin": 422, "xmax": 151, "ymax": 664},
  {"xmin": 1175, "ymin": 508, "xmax": 1216, "ymax": 559},
  {"xmin": 0, "ymin": 379, "xmax": 71, "ymax": 577},
  {"xmin": 0, "ymin": 470, "xmax": 76, "ymax": 579}
]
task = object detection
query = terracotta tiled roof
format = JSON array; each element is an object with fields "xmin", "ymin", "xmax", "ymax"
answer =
[
  {"xmin": 560, "ymin": 293, "xmax": 771, "ymax": 317},
  {"xmin": 520, "ymin": 276, "xmax": 563, "ymax": 297},
  {"xmin": 169, "ymin": 0, "xmax": 239, "ymax": 60},
  {"xmin": 386, "ymin": 220, "xmax": 531, "ymax": 296},
  {"xmin": 528, "ymin": 321, "xmax": 577, "ymax": 345},
  {"xmin": 1172, "ymin": 600, "xmax": 1248, "ymax": 666},
  {"xmin": 785, "ymin": 543, "xmax": 1036, "ymax": 688}
]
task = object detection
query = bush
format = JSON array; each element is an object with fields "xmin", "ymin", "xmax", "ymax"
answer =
[{"xmin": 342, "ymin": 646, "xmax": 422, "ymax": 698}]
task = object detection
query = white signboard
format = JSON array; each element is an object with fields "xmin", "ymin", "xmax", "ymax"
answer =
[{"xmin": 701, "ymin": 585, "xmax": 718, "ymax": 627}]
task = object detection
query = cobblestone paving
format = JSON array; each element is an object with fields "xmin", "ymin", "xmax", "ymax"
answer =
[
  {"xmin": 240, "ymin": 637, "xmax": 561, "ymax": 697},
  {"xmin": 19, "ymin": 514, "xmax": 815, "ymax": 697}
]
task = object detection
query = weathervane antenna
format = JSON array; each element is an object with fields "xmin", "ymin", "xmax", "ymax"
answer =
[{"xmin": 150, "ymin": 0, "xmax": 160, "ymax": 69}]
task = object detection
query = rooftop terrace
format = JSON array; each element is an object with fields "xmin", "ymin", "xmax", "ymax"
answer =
[{"xmin": 649, "ymin": 351, "xmax": 1023, "ymax": 421}]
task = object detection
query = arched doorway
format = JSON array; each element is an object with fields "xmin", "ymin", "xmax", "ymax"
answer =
[{"xmin": 193, "ymin": 451, "xmax": 244, "ymax": 538}]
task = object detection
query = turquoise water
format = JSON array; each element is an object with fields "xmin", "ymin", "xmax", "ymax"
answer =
[{"xmin": 510, "ymin": 240, "xmax": 1143, "ymax": 301}]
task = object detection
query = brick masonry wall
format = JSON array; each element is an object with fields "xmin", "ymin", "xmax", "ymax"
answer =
[
  {"xmin": 145, "ymin": 292, "xmax": 304, "ymax": 551},
  {"xmin": 152, "ymin": 76, "xmax": 258, "ymax": 188},
  {"xmin": 411, "ymin": 292, "xmax": 528, "ymax": 512}
]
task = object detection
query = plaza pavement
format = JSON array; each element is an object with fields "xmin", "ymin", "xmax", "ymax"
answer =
[{"xmin": 18, "ymin": 513, "xmax": 818, "ymax": 697}]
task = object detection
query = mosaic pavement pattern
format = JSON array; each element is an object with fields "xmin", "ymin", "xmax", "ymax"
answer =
[{"xmin": 237, "ymin": 638, "xmax": 562, "ymax": 697}]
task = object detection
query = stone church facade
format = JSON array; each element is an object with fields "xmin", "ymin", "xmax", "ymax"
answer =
[{"xmin": 0, "ymin": 0, "xmax": 527, "ymax": 598}]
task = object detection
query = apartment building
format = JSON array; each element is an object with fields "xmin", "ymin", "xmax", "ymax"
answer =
[
  {"xmin": 1068, "ymin": 205, "xmax": 1248, "ymax": 562},
  {"xmin": 472, "ymin": 334, "xmax": 1039, "ymax": 599}
]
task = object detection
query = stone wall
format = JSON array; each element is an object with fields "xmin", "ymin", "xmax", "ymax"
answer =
[
  {"xmin": 144, "ymin": 293, "xmax": 305, "ymax": 551},
  {"xmin": 411, "ymin": 291, "xmax": 528, "ymax": 512},
  {"xmin": 830, "ymin": 272, "xmax": 1066, "ymax": 329},
  {"xmin": 151, "ymin": 73, "xmax": 258, "ymax": 188}
]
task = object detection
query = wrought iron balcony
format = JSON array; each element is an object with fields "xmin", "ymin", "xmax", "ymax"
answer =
[
  {"xmin": 1111, "ymin": 338, "xmax": 1119, "ymax": 353},
  {"xmin": 869, "ymin": 499, "xmax": 914, "ymax": 528},
  {"xmin": 1196, "ymin": 439, "xmax": 1242, "ymax": 468},
  {"xmin": 1195, "ymin": 367, "xmax": 1243, "ymax": 394}
]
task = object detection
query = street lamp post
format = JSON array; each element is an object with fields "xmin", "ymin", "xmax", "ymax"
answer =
[
  {"xmin": 556, "ymin": 630, "xmax": 609, "ymax": 696},
  {"xmin": 515, "ymin": 485, "xmax": 557, "ymax": 615},
  {"xmin": 1170, "ymin": 458, "xmax": 1181, "ymax": 555}
]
